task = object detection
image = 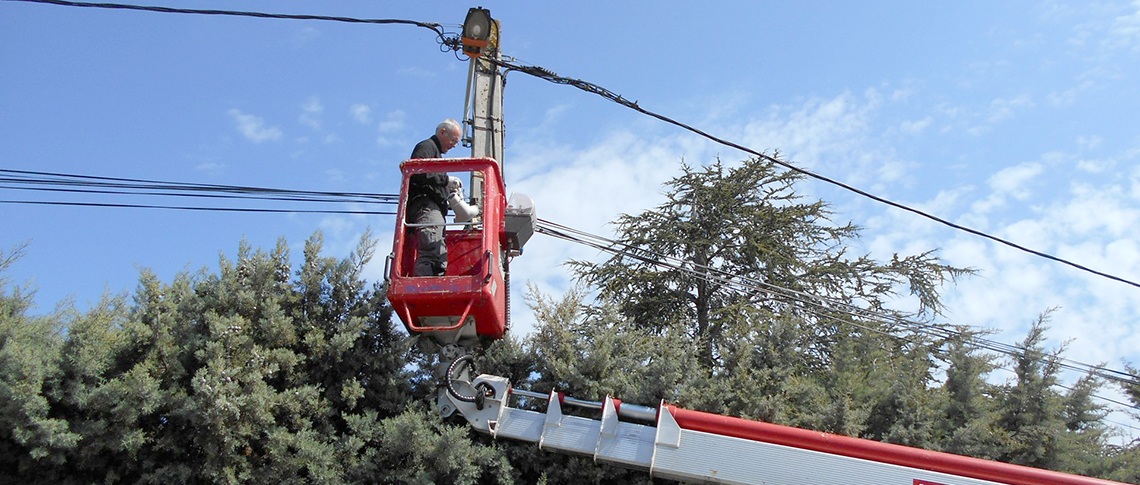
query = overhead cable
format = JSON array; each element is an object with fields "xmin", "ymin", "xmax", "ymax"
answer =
[
  {"xmin": 0, "ymin": 184, "xmax": 392, "ymax": 204},
  {"xmin": 0, "ymin": 169, "xmax": 398, "ymax": 204},
  {"xmin": 0, "ymin": 168, "xmax": 398, "ymax": 214},
  {"xmin": 3, "ymin": 0, "xmax": 451, "ymax": 41},
  {"xmin": 497, "ymin": 59, "xmax": 1140, "ymax": 291},
  {"xmin": 0, "ymin": 200, "xmax": 393, "ymax": 215}
]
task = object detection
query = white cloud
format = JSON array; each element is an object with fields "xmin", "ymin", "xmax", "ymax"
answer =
[
  {"xmin": 319, "ymin": 215, "xmax": 357, "ymax": 241},
  {"xmin": 351, "ymin": 104, "xmax": 372, "ymax": 124},
  {"xmin": 734, "ymin": 90, "xmax": 887, "ymax": 185},
  {"xmin": 987, "ymin": 95, "xmax": 1035, "ymax": 124},
  {"xmin": 504, "ymin": 130, "xmax": 694, "ymax": 332},
  {"xmin": 194, "ymin": 162, "xmax": 226, "ymax": 174},
  {"xmin": 989, "ymin": 162, "xmax": 1043, "ymax": 200},
  {"xmin": 970, "ymin": 195, "xmax": 1002, "ymax": 217},
  {"xmin": 375, "ymin": 110, "xmax": 407, "ymax": 147},
  {"xmin": 966, "ymin": 125, "xmax": 993, "ymax": 137},
  {"xmin": 1003, "ymin": 218, "xmax": 1051, "ymax": 250},
  {"xmin": 1077, "ymin": 135, "xmax": 1105, "ymax": 150},
  {"xmin": 963, "ymin": 183, "xmax": 1138, "ymax": 369},
  {"xmin": 891, "ymin": 86, "xmax": 917, "ymax": 102},
  {"xmin": 300, "ymin": 96, "xmax": 323, "ymax": 130},
  {"xmin": 876, "ymin": 159, "xmax": 912, "ymax": 184},
  {"xmin": 1108, "ymin": 0, "xmax": 1140, "ymax": 51},
  {"xmin": 1076, "ymin": 158, "xmax": 1114, "ymax": 173},
  {"xmin": 302, "ymin": 97, "xmax": 323, "ymax": 113},
  {"xmin": 900, "ymin": 116, "xmax": 933, "ymax": 134},
  {"xmin": 965, "ymin": 95, "xmax": 1035, "ymax": 136},
  {"xmin": 869, "ymin": 183, "xmax": 1140, "ymax": 394},
  {"xmin": 1048, "ymin": 80, "xmax": 1095, "ymax": 107},
  {"xmin": 970, "ymin": 162, "xmax": 1043, "ymax": 215},
  {"xmin": 1060, "ymin": 0, "xmax": 1139, "ymax": 89},
  {"xmin": 377, "ymin": 110, "xmax": 405, "ymax": 134},
  {"xmin": 1056, "ymin": 183, "xmax": 1139, "ymax": 238},
  {"xmin": 227, "ymin": 109, "xmax": 282, "ymax": 143}
]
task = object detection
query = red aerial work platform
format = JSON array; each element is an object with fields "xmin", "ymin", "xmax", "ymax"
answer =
[{"xmin": 387, "ymin": 157, "xmax": 508, "ymax": 341}]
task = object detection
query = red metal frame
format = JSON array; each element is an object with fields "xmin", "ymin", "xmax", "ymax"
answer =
[
  {"xmin": 665, "ymin": 405, "xmax": 1121, "ymax": 485},
  {"xmin": 387, "ymin": 157, "xmax": 508, "ymax": 340}
]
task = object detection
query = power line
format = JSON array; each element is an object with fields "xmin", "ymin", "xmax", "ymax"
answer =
[
  {"xmin": 1051, "ymin": 379, "xmax": 1140, "ymax": 415},
  {"xmin": 496, "ymin": 58, "xmax": 1140, "ymax": 291},
  {"xmin": 0, "ymin": 200, "xmax": 393, "ymax": 215},
  {"xmin": 0, "ymin": 168, "xmax": 399, "ymax": 204},
  {"xmin": 0, "ymin": 184, "xmax": 395, "ymax": 205},
  {"xmin": 3, "ymin": 0, "xmax": 450, "ymax": 41},
  {"xmin": 0, "ymin": 168, "xmax": 400, "ymax": 214}
]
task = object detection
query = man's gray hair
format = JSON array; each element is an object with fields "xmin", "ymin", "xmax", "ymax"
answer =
[{"xmin": 437, "ymin": 119, "xmax": 461, "ymax": 137}]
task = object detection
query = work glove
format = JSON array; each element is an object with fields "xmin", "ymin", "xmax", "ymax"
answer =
[{"xmin": 447, "ymin": 176, "xmax": 463, "ymax": 193}]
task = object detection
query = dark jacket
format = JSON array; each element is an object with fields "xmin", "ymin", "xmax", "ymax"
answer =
[{"xmin": 408, "ymin": 135, "xmax": 450, "ymax": 216}]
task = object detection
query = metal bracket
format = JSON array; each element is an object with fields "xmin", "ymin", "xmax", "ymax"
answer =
[
  {"xmin": 654, "ymin": 404, "xmax": 681, "ymax": 449},
  {"xmin": 538, "ymin": 389, "xmax": 564, "ymax": 450}
]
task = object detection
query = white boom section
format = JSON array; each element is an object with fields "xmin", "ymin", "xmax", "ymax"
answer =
[{"xmin": 453, "ymin": 374, "xmax": 1125, "ymax": 485}]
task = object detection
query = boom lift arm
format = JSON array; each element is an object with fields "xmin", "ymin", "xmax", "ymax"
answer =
[{"xmin": 443, "ymin": 372, "xmax": 1128, "ymax": 485}]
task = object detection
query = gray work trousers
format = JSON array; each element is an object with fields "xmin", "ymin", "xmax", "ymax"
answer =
[{"xmin": 408, "ymin": 197, "xmax": 447, "ymax": 276}]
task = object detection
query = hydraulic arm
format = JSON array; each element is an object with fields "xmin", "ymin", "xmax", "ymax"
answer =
[{"xmin": 443, "ymin": 371, "xmax": 1128, "ymax": 485}]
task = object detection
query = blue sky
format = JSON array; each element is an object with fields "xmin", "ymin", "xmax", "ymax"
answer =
[{"xmin": 3, "ymin": 1, "xmax": 1140, "ymax": 434}]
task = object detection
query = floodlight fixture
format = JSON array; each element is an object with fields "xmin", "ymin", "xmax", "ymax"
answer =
[{"xmin": 461, "ymin": 7, "xmax": 494, "ymax": 58}]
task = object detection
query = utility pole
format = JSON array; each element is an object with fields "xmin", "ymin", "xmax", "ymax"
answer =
[
  {"xmin": 421, "ymin": 7, "xmax": 508, "ymax": 420},
  {"xmin": 460, "ymin": 7, "xmax": 504, "ymax": 206}
]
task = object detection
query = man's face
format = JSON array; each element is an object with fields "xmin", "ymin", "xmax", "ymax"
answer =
[{"xmin": 440, "ymin": 128, "xmax": 460, "ymax": 153}]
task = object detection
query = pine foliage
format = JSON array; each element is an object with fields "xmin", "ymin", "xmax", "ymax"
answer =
[{"xmin": 0, "ymin": 236, "xmax": 511, "ymax": 485}]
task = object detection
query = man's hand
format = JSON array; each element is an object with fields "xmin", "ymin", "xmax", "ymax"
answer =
[{"xmin": 447, "ymin": 176, "xmax": 463, "ymax": 192}]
